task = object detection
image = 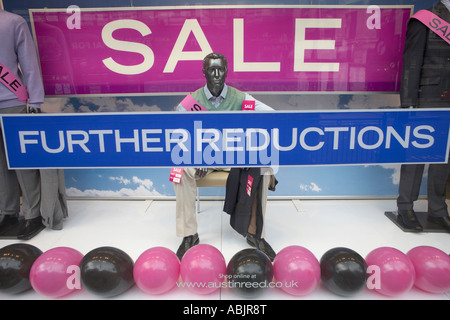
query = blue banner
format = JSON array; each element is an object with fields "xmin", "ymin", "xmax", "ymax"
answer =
[{"xmin": 1, "ymin": 110, "xmax": 449, "ymax": 169}]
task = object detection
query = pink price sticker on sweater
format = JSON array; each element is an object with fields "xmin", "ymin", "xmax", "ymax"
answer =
[{"xmin": 169, "ymin": 168, "xmax": 184, "ymax": 184}]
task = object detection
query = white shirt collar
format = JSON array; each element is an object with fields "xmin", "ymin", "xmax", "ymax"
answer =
[{"xmin": 204, "ymin": 83, "xmax": 228, "ymax": 101}]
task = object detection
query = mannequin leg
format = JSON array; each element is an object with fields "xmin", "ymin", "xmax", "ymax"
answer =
[{"xmin": 397, "ymin": 164, "xmax": 425, "ymax": 211}]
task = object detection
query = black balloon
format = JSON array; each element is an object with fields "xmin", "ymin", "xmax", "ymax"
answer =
[
  {"xmin": 320, "ymin": 247, "xmax": 368, "ymax": 297},
  {"xmin": 0, "ymin": 243, "xmax": 43, "ymax": 294},
  {"xmin": 80, "ymin": 246, "xmax": 134, "ymax": 297},
  {"xmin": 226, "ymin": 248, "xmax": 273, "ymax": 298}
]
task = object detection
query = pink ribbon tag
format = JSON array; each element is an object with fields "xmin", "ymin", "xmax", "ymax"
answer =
[
  {"xmin": 411, "ymin": 10, "xmax": 450, "ymax": 45},
  {"xmin": 170, "ymin": 94, "xmax": 208, "ymax": 183},
  {"xmin": 0, "ymin": 62, "xmax": 28, "ymax": 103},
  {"xmin": 180, "ymin": 94, "xmax": 208, "ymax": 111}
]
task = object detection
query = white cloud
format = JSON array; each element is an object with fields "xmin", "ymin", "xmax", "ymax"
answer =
[
  {"xmin": 65, "ymin": 186, "xmax": 162, "ymax": 197},
  {"xmin": 69, "ymin": 175, "xmax": 162, "ymax": 197},
  {"xmin": 109, "ymin": 176, "xmax": 131, "ymax": 185},
  {"xmin": 253, "ymin": 94, "xmax": 341, "ymax": 110},
  {"xmin": 344, "ymin": 94, "xmax": 400, "ymax": 109},
  {"xmin": 299, "ymin": 182, "xmax": 322, "ymax": 192},
  {"xmin": 77, "ymin": 97, "xmax": 161, "ymax": 112},
  {"xmin": 43, "ymin": 96, "xmax": 163, "ymax": 113},
  {"xmin": 310, "ymin": 182, "xmax": 322, "ymax": 192},
  {"xmin": 375, "ymin": 164, "xmax": 401, "ymax": 185},
  {"xmin": 109, "ymin": 175, "xmax": 154, "ymax": 189},
  {"xmin": 41, "ymin": 97, "xmax": 70, "ymax": 113},
  {"xmin": 376, "ymin": 163, "xmax": 428, "ymax": 186},
  {"xmin": 132, "ymin": 176, "xmax": 153, "ymax": 189}
]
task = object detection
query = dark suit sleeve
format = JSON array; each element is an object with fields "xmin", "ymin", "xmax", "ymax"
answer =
[
  {"xmin": 223, "ymin": 168, "xmax": 240, "ymax": 215},
  {"xmin": 400, "ymin": 19, "xmax": 428, "ymax": 107}
]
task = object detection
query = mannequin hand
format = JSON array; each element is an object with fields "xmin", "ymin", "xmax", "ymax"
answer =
[
  {"xmin": 27, "ymin": 106, "xmax": 42, "ymax": 114},
  {"xmin": 195, "ymin": 168, "xmax": 208, "ymax": 179}
]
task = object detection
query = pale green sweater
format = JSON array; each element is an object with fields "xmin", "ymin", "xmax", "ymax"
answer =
[{"xmin": 191, "ymin": 86, "xmax": 246, "ymax": 111}]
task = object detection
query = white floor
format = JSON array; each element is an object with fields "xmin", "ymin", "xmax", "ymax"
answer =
[{"xmin": 0, "ymin": 198, "xmax": 449, "ymax": 300}]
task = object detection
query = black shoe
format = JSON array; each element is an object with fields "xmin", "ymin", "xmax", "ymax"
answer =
[
  {"xmin": 176, "ymin": 233, "xmax": 199, "ymax": 261},
  {"xmin": 427, "ymin": 214, "xmax": 450, "ymax": 230},
  {"xmin": 397, "ymin": 209, "xmax": 422, "ymax": 231},
  {"xmin": 246, "ymin": 233, "xmax": 276, "ymax": 261},
  {"xmin": 0, "ymin": 215, "xmax": 19, "ymax": 229},
  {"xmin": 17, "ymin": 217, "xmax": 45, "ymax": 240}
]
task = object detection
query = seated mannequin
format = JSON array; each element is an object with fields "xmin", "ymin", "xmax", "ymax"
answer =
[{"xmin": 173, "ymin": 52, "xmax": 277, "ymax": 260}]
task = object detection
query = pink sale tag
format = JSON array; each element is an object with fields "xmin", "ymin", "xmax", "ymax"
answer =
[
  {"xmin": 242, "ymin": 100, "xmax": 255, "ymax": 111},
  {"xmin": 246, "ymin": 174, "xmax": 254, "ymax": 196},
  {"xmin": 169, "ymin": 168, "xmax": 184, "ymax": 184}
]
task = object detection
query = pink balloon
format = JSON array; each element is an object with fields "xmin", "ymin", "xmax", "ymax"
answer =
[
  {"xmin": 365, "ymin": 247, "xmax": 415, "ymax": 296},
  {"xmin": 133, "ymin": 247, "xmax": 180, "ymax": 295},
  {"xmin": 407, "ymin": 246, "xmax": 450, "ymax": 294},
  {"xmin": 180, "ymin": 244, "xmax": 226, "ymax": 295},
  {"xmin": 30, "ymin": 247, "xmax": 84, "ymax": 298},
  {"xmin": 273, "ymin": 246, "xmax": 320, "ymax": 296}
]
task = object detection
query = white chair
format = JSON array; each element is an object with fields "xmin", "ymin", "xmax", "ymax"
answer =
[{"xmin": 195, "ymin": 171, "xmax": 229, "ymax": 214}]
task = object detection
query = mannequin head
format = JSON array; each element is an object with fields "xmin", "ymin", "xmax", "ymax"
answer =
[{"xmin": 202, "ymin": 52, "xmax": 228, "ymax": 97}]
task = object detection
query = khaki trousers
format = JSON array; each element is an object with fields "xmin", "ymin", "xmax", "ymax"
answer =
[{"xmin": 173, "ymin": 168, "xmax": 270, "ymax": 238}]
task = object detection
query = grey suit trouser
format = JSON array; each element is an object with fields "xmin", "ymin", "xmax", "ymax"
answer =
[
  {"xmin": 397, "ymin": 154, "xmax": 450, "ymax": 217},
  {"xmin": 0, "ymin": 105, "xmax": 68, "ymax": 229}
]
